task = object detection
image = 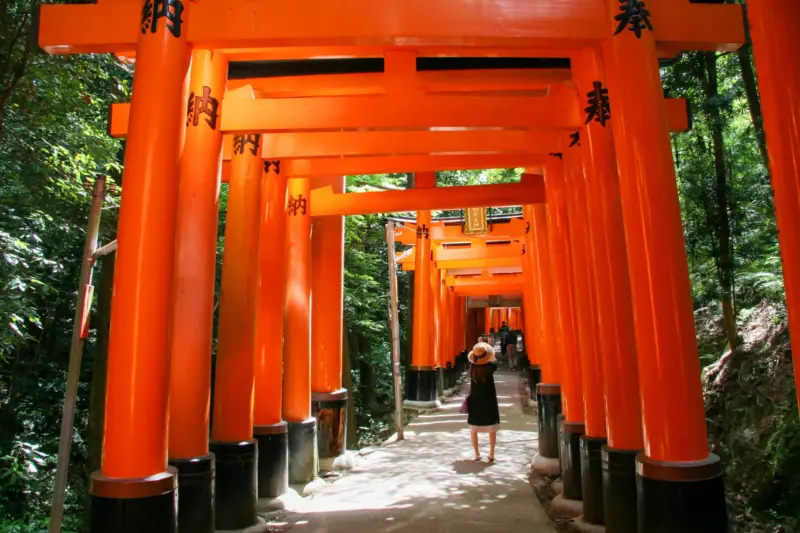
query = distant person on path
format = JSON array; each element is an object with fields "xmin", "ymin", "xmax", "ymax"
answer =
[
  {"xmin": 499, "ymin": 321, "xmax": 510, "ymax": 356},
  {"xmin": 466, "ymin": 342, "xmax": 501, "ymax": 463},
  {"xmin": 488, "ymin": 327, "xmax": 496, "ymax": 346},
  {"xmin": 506, "ymin": 329, "xmax": 519, "ymax": 370}
]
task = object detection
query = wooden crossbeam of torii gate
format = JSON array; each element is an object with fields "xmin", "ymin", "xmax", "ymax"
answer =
[
  {"xmin": 398, "ymin": 242, "xmax": 525, "ymax": 271},
  {"xmin": 394, "ymin": 218, "xmax": 527, "ymax": 246},
  {"xmin": 224, "ymin": 70, "xmax": 570, "ymax": 97},
  {"xmin": 447, "ymin": 273, "xmax": 525, "ymax": 297},
  {"xmin": 403, "ymin": 255, "xmax": 524, "ymax": 273},
  {"xmin": 311, "ymin": 175, "xmax": 543, "ymax": 217},
  {"xmin": 107, "ymin": 92, "xmax": 691, "ymax": 138},
  {"xmin": 38, "ymin": 0, "xmax": 745, "ymax": 56}
]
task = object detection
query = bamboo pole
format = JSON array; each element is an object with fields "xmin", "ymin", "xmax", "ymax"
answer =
[
  {"xmin": 50, "ymin": 177, "xmax": 106, "ymax": 533},
  {"xmin": 386, "ymin": 222, "xmax": 404, "ymax": 441}
]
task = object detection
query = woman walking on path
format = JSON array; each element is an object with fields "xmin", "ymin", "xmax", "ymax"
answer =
[{"xmin": 466, "ymin": 342, "xmax": 501, "ymax": 463}]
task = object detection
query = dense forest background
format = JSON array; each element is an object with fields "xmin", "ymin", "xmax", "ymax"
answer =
[{"xmin": 0, "ymin": 1, "xmax": 797, "ymax": 532}]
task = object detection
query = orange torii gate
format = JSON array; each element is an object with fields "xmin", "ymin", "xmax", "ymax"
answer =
[
  {"xmin": 396, "ymin": 221, "xmax": 526, "ymax": 399},
  {"xmin": 39, "ymin": 1, "xmax": 800, "ymax": 533}
]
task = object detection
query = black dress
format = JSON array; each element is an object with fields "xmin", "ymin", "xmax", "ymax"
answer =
[{"xmin": 467, "ymin": 362, "xmax": 501, "ymax": 433}]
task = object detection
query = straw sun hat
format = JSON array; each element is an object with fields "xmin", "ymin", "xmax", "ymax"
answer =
[{"xmin": 468, "ymin": 342, "xmax": 497, "ymax": 365}]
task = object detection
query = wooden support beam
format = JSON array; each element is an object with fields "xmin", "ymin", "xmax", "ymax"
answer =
[
  {"xmin": 38, "ymin": 0, "xmax": 745, "ymax": 55},
  {"xmin": 395, "ymin": 218, "xmax": 527, "ymax": 245},
  {"xmin": 226, "ymin": 69, "xmax": 571, "ymax": 97},
  {"xmin": 435, "ymin": 242, "xmax": 525, "ymax": 262},
  {"xmin": 402, "ymin": 255, "xmax": 524, "ymax": 272},
  {"xmin": 108, "ymin": 97, "xmax": 689, "ymax": 139},
  {"xmin": 221, "ymin": 92, "xmax": 580, "ymax": 132},
  {"xmin": 453, "ymin": 286, "xmax": 523, "ymax": 297},
  {"xmin": 446, "ymin": 273, "xmax": 524, "ymax": 287},
  {"xmin": 218, "ymin": 154, "xmax": 546, "ymax": 182},
  {"xmin": 310, "ymin": 174, "xmax": 543, "ymax": 217}
]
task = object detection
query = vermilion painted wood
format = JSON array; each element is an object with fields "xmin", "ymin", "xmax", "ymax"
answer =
[
  {"xmin": 602, "ymin": 0, "xmax": 709, "ymax": 463},
  {"xmin": 563, "ymin": 149, "xmax": 606, "ymax": 437},
  {"xmin": 283, "ymin": 177, "xmax": 313, "ymax": 422},
  {"xmin": 572, "ymin": 48, "xmax": 643, "ymax": 451},
  {"xmin": 109, "ymin": 96, "xmax": 689, "ymax": 147},
  {"xmin": 168, "ymin": 50, "xmax": 228, "ymax": 459},
  {"xmin": 253, "ymin": 161, "xmax": 289, "ymax": 426},
  {"xmin": 747, "ymin": 0, "xmax": 800, "ymax": 411},
  {"xmin": 39, "ymin": 0, "xmax": 744, "ymax": 55},
  {"xmin": 311, "ymin": 177, "xmax": 346, "ymax": 394},
  {"xmin": 101, "ymin": 1, "xmax": 191, "ymax": 479},
  {"xmin": 411, "ymin": 210, "xmax": 434, "ymax": 368},
  {"xmin": 212, "ymin": 126, "xmax": 262, "ymax": 443}
]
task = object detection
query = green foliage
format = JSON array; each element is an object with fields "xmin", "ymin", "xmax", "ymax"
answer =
[
  {"xmin": 0, "ymin": 1, "xmax": 129, "ymax": 530},
  {"xmin": 664, "ymin": 51, "xmax": 780, "ymax": 310}
]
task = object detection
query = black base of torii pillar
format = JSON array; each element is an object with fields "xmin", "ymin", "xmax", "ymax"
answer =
[
  {"xmin": 404, "ymin": 366, "xmax": 439, "ymax": 408},
  {"xmin": 209, "ymin": 440, "xmax": 258, "ymax": 530},
  {"xmin": 169, "ymin": 454, "xmax": 215, "ymax": 533},
  {"xmin": 89, "ymin": 469, "xmax": 178, "ymax": 533},
  {"xmin": 254, "ymin": 422, "xmax": 289, "ymax": 499},
  {"xmin": 636, "ymin": 454, "xmax": 728, "ymax": 533}
]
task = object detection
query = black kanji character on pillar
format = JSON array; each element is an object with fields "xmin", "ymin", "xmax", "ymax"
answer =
[
  {"xmin": 614, "ymin": 0, "xmax": 653, "ymax": 39},
  {"xmin": 186, "ymin": 86, "xmax": 219, "ymax": 129},
  {"xmin": 525, "ymin": 222, "xmax": 531, "ymax": 234},
  {"xmin": 264, "ymin": 160, "xmax": 281, "ymax": 174},
  {"xmin": 233, "ymin": 134, "xmax": 261, "ymax": 156},
  {"xmin": 417, "ymin": 224, "xmax": 429, "ymax": 240},
  {"xmin": 585, "ymin": 81, "xmax": 611, "ymax": 127},
  {"xmin": 549, "ymin": 152, "xmax": 563, "ymax": 159},
  {"xmin": 522, "ymin": 244, "xmax": 526, "ymax": 255},
  {"xmin": 141, "ymin": 0, "xmax": 185, "ymax": 38},
  {"xmin": 287, "ymin": 194, "xmax": 307, "ymax": 216},
  {"xmin": 569, "ymin": 131, "xmax": 581, "ymax": 148}
]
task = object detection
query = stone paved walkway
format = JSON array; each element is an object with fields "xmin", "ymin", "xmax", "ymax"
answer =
[{"xmin": 278, "ymin": 367, "xmax": 556, "ymax": 533}]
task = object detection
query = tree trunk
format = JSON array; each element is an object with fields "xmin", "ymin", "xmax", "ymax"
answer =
[
  {"xmin": 737, "ymin": 44, "xmax": 770, "ymax": 169},
  {"xmin": 83, "ymin": 249, "xmax": 115, "ymax": 531},
  {"xmin": 704, "ymin": 52, "xmax": 740, "ymax": 351},
  {"xmin": 341, "ymin": 316, "xmax": 357, "ymax": 449}
]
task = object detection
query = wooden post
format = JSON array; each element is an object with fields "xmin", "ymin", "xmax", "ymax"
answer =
[
  {"xmin": 386, "ymin": 222, "xmax": 405, "ymax": 441},
  {"xmin": 747, "ymin": 0, "xmax": 800, "ymax": 410},
  {"xmin": 602, "ymin": 1, "xmax": 727, "ymax": 529},
  {"xmin": 252, "ymin": 159, "xmax": 289, "ymax": 499},
  {"xmin": 50, "ymin": 177, "xmax": 105, "ymax": 533},
  {"xmin": 210, "ymin": 131, "xmax": 262, "ymax": 530},
  {"xmin": 283, "ymin": 176, "xmax": 317, "ymax": 484},
  {"xmin": 311, "ymin": 176, "xmax": 349, "ymax": 462}
]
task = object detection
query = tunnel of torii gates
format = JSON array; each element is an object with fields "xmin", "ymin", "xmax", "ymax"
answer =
[{"xmin": 36, "ymin": 1, "xmax": 800, "ymax": 532}]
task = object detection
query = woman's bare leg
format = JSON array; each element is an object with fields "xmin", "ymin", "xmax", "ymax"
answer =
[
  {"xmin": 489, "ymin": 432, "xmax": 497, "ymax": 460},
  {"xmin": 471, "ymin": 430, "xmax": 480, "ymax": 459}
]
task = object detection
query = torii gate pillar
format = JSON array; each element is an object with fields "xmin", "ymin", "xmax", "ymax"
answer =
[
  {"xmin": 541, "ymin": 155, "xmax": 586, "ymax": 494},
  {"xmin": 529, "ymin": 163, "xmax": 564, "ymax": 476},
  {"xmin": 284, "ymin": 177, "xmax": 318, "ymax": 484},
  {"xmin": 603, "ymin": 3, "xmax": 728, "ymax": 530},
  {"xmin": 311, "ymin": 176, "xmax": 348, "ymax": 464},
  {"xmin": 405, "ymin": 173, "xmax": 439, "ymax": 408},
  {"xmin": 747, "ymin": 0, "xmax": 800, "ymax": 411},
  {"xmin": 573, "ymin": 47, "xmax": 644, "ymax": 531},
  {"xmin": 167, "ymin": 49, "xmax": 227, "ymax": 533},
  {"xmin": 88, "ymin": 7, "xmax": 191, "ymax": 532},
  {"xmin": 211, "ymin": 132, "xmax": 262, "ymax": 530},
  {"xmin": 253, "ymin": 160, "xmax": 290, "ymax": 499}
]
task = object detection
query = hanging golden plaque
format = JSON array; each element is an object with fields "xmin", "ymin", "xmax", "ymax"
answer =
[{"xmin": 463, "ymin": 207, "xmax": 489, "ymax": 235}]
